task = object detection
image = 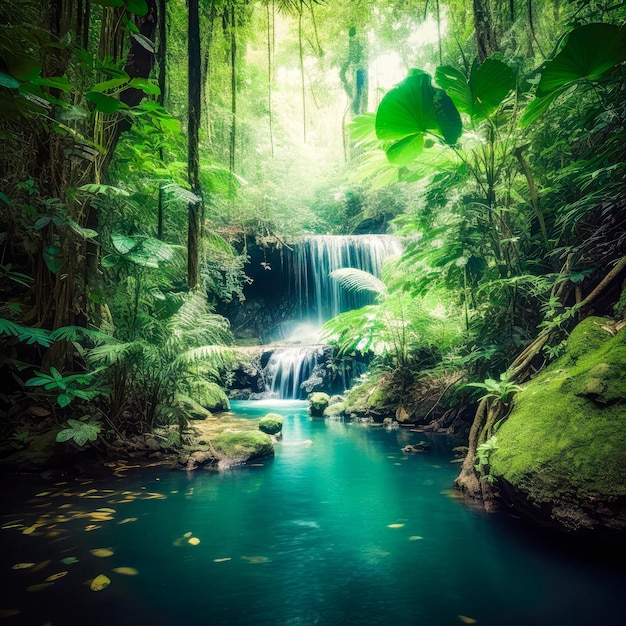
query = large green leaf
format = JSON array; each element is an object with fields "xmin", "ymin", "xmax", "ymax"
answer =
[
  {"xmin": 376, "ymin": 72, "xmax": 440, "ymax": 141},
  {"xmin": 436, "ymin": 58, "xmax": 514, "ymax": 121},
  {"xmin": 435, "ymin": 65, "xmax": 472, "ymax": 115},
  {"xmin": 129, "ymin": 77, "xmax": 160, "ymax": 95},
  {"xmin": 85, "ymin": 91, "xmax": 123, "ymax": 114},
  {"xmin": 469, "ymin": 58, "xmax": 515, "ymax": 119},
  {"xmin": 375, "ymin": 71, "xmax": 461, "ymax": 166},
  {"xmin": 537, "ymin": 23, "xmax": 626, "ymax": 96}
]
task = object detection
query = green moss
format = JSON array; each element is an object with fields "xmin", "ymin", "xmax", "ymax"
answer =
[
  {"xmin": 212, "ymin": 431, "xmax": 273, "ymax": 463},
  {"xmin": 491, "ymin": 319, "xmax": 626, "ymax": 505},
  {"xmin": 187, "ymin": 380, "xmax": 230, "ymax": 412},
  {"xmin": 259, "ymin": 413, "xmax": 283, "ymax": 435},
  {"xmin": 343, "ymin": 376, "xmax": 394, "ymax": 413},
  {"xmin": 309, "ymin": 392, "xmax": 330, "ymax": 416},
  {"xmin": 324, "ymin": 402, "xmax": 345, "ymax": 418}
]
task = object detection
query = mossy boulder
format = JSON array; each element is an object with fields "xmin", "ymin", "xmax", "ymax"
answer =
[
  {"xmin": 324, "ymin": 402, "xmax": 345, "ymax": 419},
  {"xmin": 212, "ymin": 430, "xmax": 274, "ymax": 466},
  {"xmin": 343, "ymin": 376, "xmax": 396, "ymax": 422},
  {"xmin": 188, "ymin": 380, "xmax": 230, "ymax": 413},
  {"xmin": 308, "ymin": 392, "xmax": 330, "ymax": 416},
  {"xmin": 259, "ymin": 413, "xmax": 283, "ymax": 435},
  {"xmin": 490, "ymin": 317, "xmax": 626, "ymax": 531}
]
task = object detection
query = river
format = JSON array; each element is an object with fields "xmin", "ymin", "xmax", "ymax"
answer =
[{"xmin": 1, "ymin": 400, "xmax": 624, "ymax": 625}]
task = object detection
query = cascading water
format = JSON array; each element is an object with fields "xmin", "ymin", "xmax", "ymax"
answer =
[
  {"xmin": 288, "ymin": 234, "xmax": 403, "ymax": 326},
  {"xmin": 265, "ymin": 346, "xmax": 322, "ymax": 400},
  {"xmin": 263, "ymin": 235, "xmax": 402, "ymax": 399}
]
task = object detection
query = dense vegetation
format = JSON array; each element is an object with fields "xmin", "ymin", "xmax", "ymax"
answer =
[{"xmin": 1, "ymin": 0, "xmax": 625, "ymax": 501}]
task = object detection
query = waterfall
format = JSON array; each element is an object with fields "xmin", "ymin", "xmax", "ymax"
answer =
[
  {"xmin": 265, "ymin": 346, "xmax": 323, "ymax": 400},
  {"xmin": 288, "ymin": 235, "xmax": 402, "ymax": 327}
]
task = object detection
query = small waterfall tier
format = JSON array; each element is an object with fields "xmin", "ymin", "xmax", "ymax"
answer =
[
  {"xmin": 265, "ymin": 346, "xmax": 323, "ymax": 400},
  {"xmin": 287, "ymin": 235, "xmax": 402, "ymax": 327}
]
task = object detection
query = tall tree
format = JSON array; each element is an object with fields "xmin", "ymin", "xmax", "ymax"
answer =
[{"xmin": 188, "ymin": 0, "xmax": 202, "ymax": 288}]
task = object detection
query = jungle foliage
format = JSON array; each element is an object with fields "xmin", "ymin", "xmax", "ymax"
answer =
[{"xmin": 1, "ymin": 0, "xmax": 626, "ymax": 457}]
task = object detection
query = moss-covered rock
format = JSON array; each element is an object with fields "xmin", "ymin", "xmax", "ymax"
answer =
[
  {"xmin": 324, "ymin": 402, "xmax": 345, "ymax": 419},
  {"xmin": 212, "ymin": 430, "xmax": 274, "ymax": 466},
  {"xmin": 187, "ymin": 380, "xmax": 230, "ymax": 412},
  {"xmin": 308, "ymin": 392, "xmax": 330, "ymax": 416},
  {"xmin": 259, "ymin": 413, "xmax": 283, "ymax": 435},
  {"xmin": 490, "ymin": 316, "xmax": 626, "ymax": 531},
  {"xmin": 342, "ymin": 376, "xmax": 396, "ymax": 422}
]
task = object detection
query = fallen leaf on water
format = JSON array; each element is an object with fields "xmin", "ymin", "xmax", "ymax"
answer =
[
  {"xmin": 0, "ymin": 610, "xmax": 20, "ymax": 618},
  {"xmin": 11, "ymin": 563, "xmax": 35, "ymax": 570},
  {"xmin": 35, "ymin": 492, "xmax": 51, "ymax": 497},
  {"xmin": 22, "ymin": 525, "xmax": 39, "ymax": 535},
  {"xmin": 47, "ymin": 531, "xmax": 61, "ymax": 537},
  {"xmin": 60, "ymin": 557, "xmax": 78, "ymax": 565},
  {"xmin": 458, "ymin": 616, "xmax": 477, "ymax": 624},
  {"xmin": 31, "ymin": 560, "xmax": 51, "ymax": 573},
  {"xmin": 112, "ymin": 567, "xmax": 138, "ymax": 576},
  {"xmin": 387, "ymin": 524, "xmax": 405, "ymax": 529},
  {"xmin": 58, "ymin": 504, "xmax": 72, "ymax": 509},
  {"xmin": 46, "ymin": 572, "xmax": 68, "ymax": 581},
  {"xmin": 213, "ymin": 557, "xmax": 231, "ymax": 563},
  {"xmin": 117, "ymin": 518, "xmax": 138, "ymax": 525},
  {"xmin": 90, "ymin": 548, "xmax": 114, "ymax": 558},
  {"xmin": 187, "ymin": 537, "xmax": 200, "ymax": 546},
  {"xmin": 242, "ymin": 556, "xmax": 270, "ymax": 564},
  {"xmin": 409, "ymin": 536, "xmax": 423, "ymax": 541},
  {"xmin": 2, "ymin": 523, "xmax": 23, "ymax": 530},
  {"xmin": 96, "ymin": 508, "xmax": 116, "ymax": 514},
  {"xmin": 90, "ymin": 574, "xmax": 110, "ymax": 591},
  {"xmin": 26, "ymin": 583, "xmax": 53, "ymax": 592},
  {"xmin": 183, "ymin": 532, "xmax": 192, "ymax": 538},
  {"xmin": 85, "ymin": 525, "xmax": 101, "ymax": 532}
]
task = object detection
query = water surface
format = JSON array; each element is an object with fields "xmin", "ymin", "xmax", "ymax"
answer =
[{"xmin": 1, "ymin": 400, "xmax": 624, "ymax": 625}]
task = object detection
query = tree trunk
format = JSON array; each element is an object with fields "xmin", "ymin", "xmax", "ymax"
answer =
[
  {"xmin": 188, "ymin": 0, "xmax": 202, "ymax": 289},
  {"xmin": 472, "ymin": 0, "xmax": 497, "ymax": 62},
  {"xmin": 157, "ymin": 0, "xmax": 167, "ymax": 240}
]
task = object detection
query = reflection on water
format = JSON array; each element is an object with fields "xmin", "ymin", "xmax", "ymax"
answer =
[{"xmin": 1, "ymin": 400, "xmax": 625, "ymax": 626}]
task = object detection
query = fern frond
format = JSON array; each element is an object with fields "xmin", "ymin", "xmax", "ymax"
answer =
[{"xmin": 330, "ymin": 268, "xmax": 387, "ymax": 296}]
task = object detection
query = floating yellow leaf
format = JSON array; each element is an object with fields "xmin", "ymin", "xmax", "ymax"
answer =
[
  {"xmin": 12, "ymin": 562, "xmax": 35, "ymax": 570},
  {"xmin": 183, "ymin": 532, "xmax": 192, "ymax": 538},
  {"xmin": 58, "ymin": 504, "xmax": 72, "ymax": 509},
  {"xmin": 26, "ymin": 582, "xmax": 53, "ymax": 592},
  {"xmin": 22, "ymin": 525, "xmax": 38, "ymax": 535},
  {"xmin": 85, "ymin": 524, "xmax": 101, "ymax": 531},
  {"xmin": 213, "ymin": 557, "xmax": 231, "ymax": 563},
  {"xmin": 90, "ymin": 574, "xmax": 111, "ymax": 591},
  {"xmin": 90, "ymin": 548, "xmax": 113, "ymax": 558},
  {"xmin": 35, "ymin": 492, "xmax": 51, "ymax": 497},
  {"xmin": 187, "ymin": 537, "xmax": 200, "ymax": 546},
  {"xmin": 96, "ymin": 508, "xmax": 116, "ymax": 513},
  {"xmin": 242, "ymin": 556, "xmax": 270, "ymax": 564},
  {"xmin": 0, "ymin": 610, "xmax": 20, "ymax": 618},
  {"xmin": 61, "ymin": 557, "xmax": 78, "ymax": 565},
  {"xmin": 387, "ymin": 523, "xmax": 405, "ymax": 529},
  {"xmin": 47, "ymin": 531, "xmax": 61, "ymax": 537},
  {"xmin": 31, "ymin": 560, "xmax": 51, "ymax": 573},
  {"xmin": 112, "ymin": 567, "xmax": 138, "ymax": 576},
  {"xmin": 2, "ymin": 523, "xmax": 23, "ymax": 530},
  {"xmin": 46, "ymin": 572, "xmax": 68, "ymax": 581},
  {"xmin": 458, "ymin": 616, "xmax": 477, "ymax": 624},
  {"xmin": 409, "ymin": 536, "xmax": 423, "ymax": 541},
  {"xmin": 117, "ymin": 517, "xmax": 137, "ymax": 525}
]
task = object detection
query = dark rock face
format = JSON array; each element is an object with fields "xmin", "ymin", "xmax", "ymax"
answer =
[{"xmin": 490, "ymin": 317, "xmax": 626, "ymax": 532}]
